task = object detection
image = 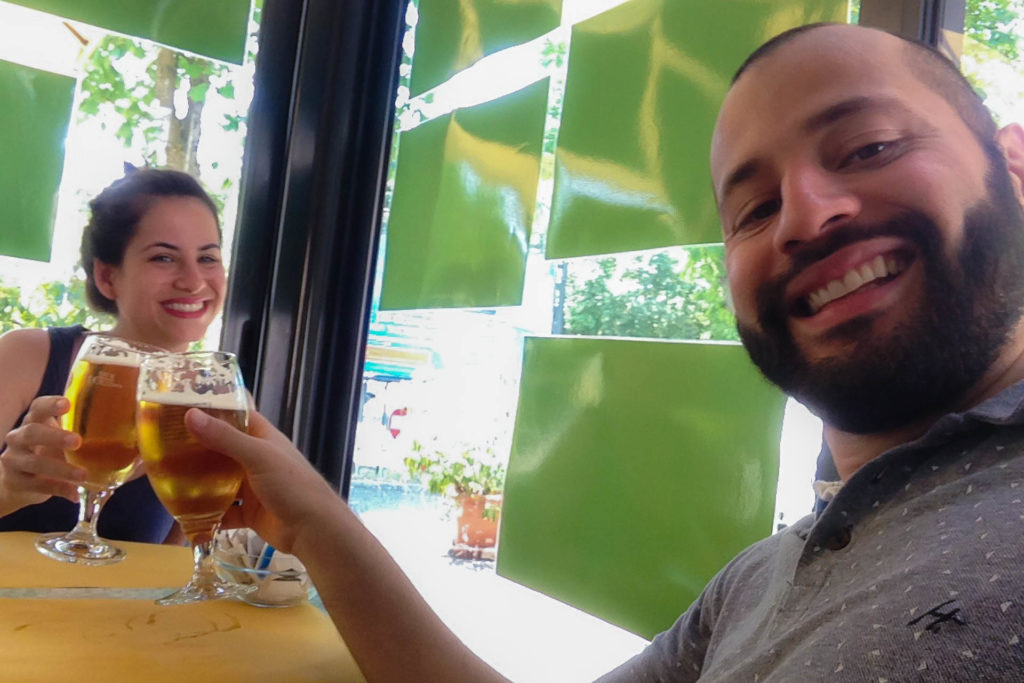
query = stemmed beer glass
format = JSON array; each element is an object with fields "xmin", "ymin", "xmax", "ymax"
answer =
[
  {"xmin": 136, "ymin": 350, "xmax": 255, "ymax": 605},
  {"xmin": 36, "ymin": 334, "xmax": 164, "ymax": 565}
]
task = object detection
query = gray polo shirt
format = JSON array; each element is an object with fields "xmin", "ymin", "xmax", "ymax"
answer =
[{"xmin": 600, "ymin": 382, "xmax": 1024, "ymax": 681}]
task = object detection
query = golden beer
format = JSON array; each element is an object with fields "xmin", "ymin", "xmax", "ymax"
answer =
[
  {"xmin": 136, "ymin": 401, "xmax": 247, "ymax": 538},
  {"xmin": 62, "ymin": 359, "xmax": 140, "ymax": 488}
]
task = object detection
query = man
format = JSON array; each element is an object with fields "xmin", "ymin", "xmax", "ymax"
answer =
[
  {"xmin": 183, "ymin": 21, "xmax": 1024, "ymax": 681},
  {"xmin": 591, "ymin": 21, "xmax": 1024, "ymax": 680}
]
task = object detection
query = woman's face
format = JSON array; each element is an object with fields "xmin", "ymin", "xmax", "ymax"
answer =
[{"xmin": 95, "ymin": 196, "xmax": 226, "ymax": 351}]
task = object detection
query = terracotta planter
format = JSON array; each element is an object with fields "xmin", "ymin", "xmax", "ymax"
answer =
[{"xmin": 451, "ymin": 494, "xmax": 502, "ymax": 558}]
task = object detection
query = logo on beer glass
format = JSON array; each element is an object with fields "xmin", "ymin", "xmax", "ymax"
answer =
[{"xmin": 90, "ymin": 369, "xmax": 124, "ymax": 390}]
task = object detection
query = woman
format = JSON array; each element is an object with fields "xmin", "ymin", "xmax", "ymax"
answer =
[{"xmin": 0, "ymin": 168, "xmax": 226, "ymax": 543}]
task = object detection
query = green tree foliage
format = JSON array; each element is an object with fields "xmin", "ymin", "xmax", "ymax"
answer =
[
  {"xmin": 962, "ymin": 0, "xmax": 1024, "ymax": 123},
  {"xmin": 78, "ymin": 36, "xmax": 234, "ymax": 180},
  {"xmin": 966, "ymin": 0, "xmax": 1023, "ymax": 62},
  {"xmin": 75, "ymin": 0, "xmax": 260, "ymax": 204},
  {"xmin": 0, "ymin": 277, "xmax": 113, "ymax": 335},
  {"xmin": 562, "ymin": 248, "xmax": 737, "ymax": 342}
]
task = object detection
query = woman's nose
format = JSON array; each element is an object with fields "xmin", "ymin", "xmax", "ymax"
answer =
[{"xmin": 174, "ymin": 262, "xmax": 204, "ymax": 293}]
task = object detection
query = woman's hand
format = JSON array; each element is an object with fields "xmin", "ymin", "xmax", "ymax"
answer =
[
  {"xmin": 0, "ymin": 396, "xmax": 85, "ymax": 515},
  {"xmin": 184, "ymin": 408, "xmax": 344, "ymax": 554}
]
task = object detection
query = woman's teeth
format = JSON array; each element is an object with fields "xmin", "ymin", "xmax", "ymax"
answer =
[
  {"xmin": 165, "ymin": 301, "xmax": 204, "ymax": 313},
  {"xmin": 807, "ymin": 254, "xmax": 906, "ymax": 314}
]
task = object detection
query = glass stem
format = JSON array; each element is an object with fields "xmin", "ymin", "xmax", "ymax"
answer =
[
  {"xmin": 190, "ymin": 527, "xmax": 222, "ymax": 585},
  {"xmin": 68, "ymin": 485, "xmax": 113, "ymax": 540}
]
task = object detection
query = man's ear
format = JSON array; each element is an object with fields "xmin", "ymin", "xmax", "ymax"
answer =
[
  {"xmin": 996, "ymin": 123, "xmax": 1024, "ymax": 205},
  {"xmin": 92, "ymin": 259, "xmax": 119, "ymax": 302}
]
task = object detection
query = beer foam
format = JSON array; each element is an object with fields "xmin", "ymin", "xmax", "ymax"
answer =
[
  {"xmin": 137, "ymin": 352, "xmax": 246, "ymax": 409},
  {"xmin": 78, "ymin": 349, "xmax": 144, "ymax": 367},
  {"xmin": 137, "ymin": 385, "xmax": 245, "ymax": 410}
]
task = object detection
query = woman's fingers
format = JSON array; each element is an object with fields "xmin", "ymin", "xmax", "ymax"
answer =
[
  {"xmin": 0, "ymin": 449, "xmax": 81, "ymax": 500},
  {"xmin": 2, "ymin": 395, "xmax": 86, "ymax": 503},
  {"xmin": 21, "ymin": 395, "xmax": 71, "ymax": 425},
  {"xmin": 6, "ymin": 421, "xmax": 79, "ymax": 453}
]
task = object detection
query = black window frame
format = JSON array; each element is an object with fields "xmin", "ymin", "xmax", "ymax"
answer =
[{"xmin": 222, "ymin": 0, "xmax": 409, "ymax": 495}]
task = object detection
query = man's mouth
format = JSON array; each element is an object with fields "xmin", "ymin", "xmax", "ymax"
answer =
[{"xmin": 800, "ymin": 253, "xmax": 909, "ymax": 316}]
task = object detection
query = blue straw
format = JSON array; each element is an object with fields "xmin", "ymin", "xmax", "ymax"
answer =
[{"xmin": 256, "ymin": 544, "xmax": 276, "ymax": 570}]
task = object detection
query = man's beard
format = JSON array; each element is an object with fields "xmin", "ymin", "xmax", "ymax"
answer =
[{"xmin": 737, "ymin": 153, "xmax": 1024, "ymax": 434}]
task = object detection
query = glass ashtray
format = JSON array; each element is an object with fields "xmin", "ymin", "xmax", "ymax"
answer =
[{"xmin": 214, "ymin": 530, "xmax": 312, "ymax": 607}]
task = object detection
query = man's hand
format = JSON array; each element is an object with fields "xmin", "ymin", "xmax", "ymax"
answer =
[
  {"xmin": 184, "ymin": 408, "xmax": 343, "ymax": 554},
  {"xmin": 0, "ymin": 396, "xmax": 85, "ymax": 514}
]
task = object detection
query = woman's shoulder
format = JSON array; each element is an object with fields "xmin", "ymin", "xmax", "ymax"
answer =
[
  {"xmin": 0, "ymin": 329, "xmax": 53, "ymax": 427},
  {"xmin": 0, "ymin": 328, "xmax": 52, "ymax": 380},
  {"xmin": 0, "ymin": 328, "xmax": 51, "ymax": 360}
]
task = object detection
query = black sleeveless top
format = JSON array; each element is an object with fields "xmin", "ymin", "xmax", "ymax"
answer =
[{"xmin": 0, "ymin": 326, "xmax": 174, "ymax": 542}]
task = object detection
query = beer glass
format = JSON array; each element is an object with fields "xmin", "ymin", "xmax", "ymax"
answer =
[
  {"xmin": 136, "ymin": 350, "xmax": 255, "ymax": 605},
  {"xmin": 36, "ymin": 334, "xmax": 164, "ymax": 565}
]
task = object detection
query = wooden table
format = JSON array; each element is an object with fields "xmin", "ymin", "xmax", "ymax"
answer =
[{"xmin": 0, "ymin": 532, "xmax": 365, "ymax": 682}]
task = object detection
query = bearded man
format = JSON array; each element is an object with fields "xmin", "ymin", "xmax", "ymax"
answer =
[
  {"xmin": 178, "ymin": 21, "xmax": 1024, "ymax": 683},
  {"xmin": 598, "ymin": 21, "xmax": 1024, "ymax": 681}
]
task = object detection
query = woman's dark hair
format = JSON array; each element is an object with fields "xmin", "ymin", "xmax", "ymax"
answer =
[{"xmin": 80, "ymin": 167, "xmax": 220, "ymax": 314}]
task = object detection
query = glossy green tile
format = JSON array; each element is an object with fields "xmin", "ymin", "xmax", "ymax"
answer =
[
  {"xmin": 0, "ymin": 60, "xmax": 75, "ymax": 262},
  {"xmin": 380, "ymin": 78, "xmax": 549, "ymax": 310},
  {"xmin": 547, "ymin": 0, "xmax": 847, "ymax": 258},
  {"xmin": 6, "ymin": 0, "xmax": 250, "ymax": 64},
  {"xmin": 410, "ymin": 0, "xmax": 562, "ymax": 96},
  {"xmin": 497, "ymin": 336, "xmax": 786, "ymax": 638}
]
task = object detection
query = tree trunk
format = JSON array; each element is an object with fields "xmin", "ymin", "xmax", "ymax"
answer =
[{"xmin": 156, "ymin": 48, "xmax": 207, "ymax": 177}]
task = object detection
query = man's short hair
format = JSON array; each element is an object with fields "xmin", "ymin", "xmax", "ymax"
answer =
[{"xmin": 731, "ymin": 23, "xmax": 999, "ymax": 146}]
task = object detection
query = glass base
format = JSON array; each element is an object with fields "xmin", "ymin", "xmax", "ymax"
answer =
[
  {"xmin": 35, "ymin": 531, "xmax": 126, "ymax": 566},
  {"xmin": 155, "ymin": 577, "xmax": 257, "ymax": 606}
]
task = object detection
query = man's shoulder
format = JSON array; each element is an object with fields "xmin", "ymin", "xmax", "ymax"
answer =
[{"xmin": 705, "ymin": 515, "xmax": 814, "ymax": 597}]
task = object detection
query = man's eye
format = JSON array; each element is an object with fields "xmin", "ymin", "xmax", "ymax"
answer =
[
  {"xmin": 842, "ymin": 140, "xmax": 894, "ymax": 166},
  {"xmin": 734, "ymin": 198, "xmax": 781, "ymax": 234}
]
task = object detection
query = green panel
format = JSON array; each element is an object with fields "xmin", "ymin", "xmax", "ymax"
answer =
[
  {"xmin": 7, "ymin": 0, "xmax": 250, "ymax": 64},
  {"xmin": 380, "ymin": 78, "xmax": 549, "ymax": 310},
  {"xmin": 0, "ymin": 60, "xmax": 75, "ymax": 262},
  {"xmin": 497, "ymin": 337, "xmax": 786, "ymax": 638},
  {"xmin": 410, "ymin": 0, "xmax": 562, "ymax": 96},
  {"xmin": 546, "ymin": 0, "xmax": 847, "ymax": 258}
]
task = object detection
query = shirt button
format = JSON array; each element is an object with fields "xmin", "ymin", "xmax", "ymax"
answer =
[{"xmin": 825, "ymin": 527, "xmax": 852, "ymax": 550}]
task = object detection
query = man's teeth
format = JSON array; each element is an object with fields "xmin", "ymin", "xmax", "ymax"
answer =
[
  {"xmin": 165, "ymin": 301, "xmax": 204, "ymax": 313},
  {"xmin": 807, "ymin": 255, "xmax": 905, "ymax": 314}
]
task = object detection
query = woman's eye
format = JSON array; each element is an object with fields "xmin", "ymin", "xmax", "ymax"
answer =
[
  {"xmin": 150, "ymin": 254, "xmax": 173, "ymax": 263},
  {"xmin": 199, "ymin": 255, "xmax": 220, "ymax": 264}
]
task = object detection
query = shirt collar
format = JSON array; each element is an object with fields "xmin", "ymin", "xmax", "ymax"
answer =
[{"xmin": 811, "ymin": 379, "xmax": 1024, "ymax": 516}]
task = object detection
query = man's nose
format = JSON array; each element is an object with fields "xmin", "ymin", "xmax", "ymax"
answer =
[{"xmin": 773, "ymin": 165, "xmax": 860, "ymax": 254}]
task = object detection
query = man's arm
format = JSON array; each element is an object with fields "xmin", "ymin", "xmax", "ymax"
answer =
[
  {"xmin": 186, "ymin": 408, "xmax": 509, "ymax": 683},
  {"xmin": 595, "ymin": 600, "xmax": 709, "ymax": 683}
]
